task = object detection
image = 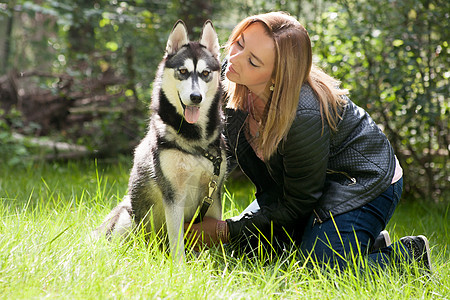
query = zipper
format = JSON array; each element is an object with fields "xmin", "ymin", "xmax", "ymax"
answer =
[
  {"xmin": 312, "ymin": 209, "xmax": 323, "ymax": 227},
  {"xmin": 234, "ymin": 114, "xmax": 279, "ymax": 185},
  {"xmin": 312, "ymin": 170, "xmax": 356, "ymax": 227},
  {"xmin": 234, "ymin": 114, "xmax": 250, "ymax": 179},
  {"xmin": 326, "ymin": 169, "xmax": 357, "ymax": 186}
]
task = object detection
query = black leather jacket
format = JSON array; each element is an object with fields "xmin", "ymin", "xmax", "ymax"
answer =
[{"xmin": 224, "ymin": 83, "xmax": 395, "ymax": 246}]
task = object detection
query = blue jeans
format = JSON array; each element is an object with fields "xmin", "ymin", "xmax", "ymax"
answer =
[
  {"xmin": 242, "ymin": 177, "xmax": 408, "ymax": 269},
  {"xmin": 299, "ymin": 177, "xmax": 407, "ymax": 269}
]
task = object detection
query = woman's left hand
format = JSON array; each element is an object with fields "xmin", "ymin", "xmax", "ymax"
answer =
[{"xmin": 184, "ymin": 217, "xmax": 224, "ymax": 251}]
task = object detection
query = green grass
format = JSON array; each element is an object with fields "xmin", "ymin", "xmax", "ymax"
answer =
[{"xmin": 0, "ymin": 159, "xmax": 449, "ymax": 299}]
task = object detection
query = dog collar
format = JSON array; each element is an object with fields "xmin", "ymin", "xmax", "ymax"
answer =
[{"xmin": 202, "ymin": 148, "xmax": 222, "ymax": 177}]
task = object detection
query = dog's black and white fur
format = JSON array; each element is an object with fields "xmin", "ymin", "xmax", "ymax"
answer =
[{"xmin": 94, "ymin": 20, "xmax": 226, "ymax": 260}]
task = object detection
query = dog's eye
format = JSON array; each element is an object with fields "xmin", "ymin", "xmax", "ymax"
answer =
[
  {"xmin": 201, "ymin": 70, "xmax": 210, "ymax": 77},
  {"xmin": 179, "ymin": 68, "xmax": 187, "ymax": 74}
]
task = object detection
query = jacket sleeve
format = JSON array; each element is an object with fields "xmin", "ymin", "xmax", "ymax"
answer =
[{"xmin": 226, "ymin": 110, "xmax": 330, "ymax": 245}]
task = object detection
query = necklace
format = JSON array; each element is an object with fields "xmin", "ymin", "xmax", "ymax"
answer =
[
  {"xmin": 246, "ymin": 91, "xmax": 263, "ymax": 138},
  {"xmin": 244, "ymin": 114, "xmax": 264, "ymax": 160},
  {"xmin": 247, "ymin": 91, "xmax": 264, "ymax": 122},
  {"xmin": 245, "ymin": 89, "xmax": 270, "ymax": 161}
]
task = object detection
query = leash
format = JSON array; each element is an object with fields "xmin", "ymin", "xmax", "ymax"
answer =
[{"xmin": 194, "ymin": 145, "xmax": 222, "ymax": 223}]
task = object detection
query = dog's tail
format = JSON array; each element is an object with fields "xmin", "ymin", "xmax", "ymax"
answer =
[{"xmin": 91, "ymin": 196, "xmax": 134, "ymax": 241}]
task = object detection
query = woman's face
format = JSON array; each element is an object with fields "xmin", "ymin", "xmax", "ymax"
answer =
[{"xmin": 226, "ymin": 22, "xmax": 275, "ymax": 96}]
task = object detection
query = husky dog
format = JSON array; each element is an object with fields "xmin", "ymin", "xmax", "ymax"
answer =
[{"xmin": 94, "ymin": 20, "xmax": 226, "ymax": 260}]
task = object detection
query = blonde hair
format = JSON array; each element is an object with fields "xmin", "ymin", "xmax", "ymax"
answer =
[{"xmin": 225, "ymin": 11, "xmax": 348, "ymax": 160}]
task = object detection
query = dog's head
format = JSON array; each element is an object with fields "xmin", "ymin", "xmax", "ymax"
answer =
[{"xmin": 162, "ymin": 20, "xmax": 221, "ymax": 124}]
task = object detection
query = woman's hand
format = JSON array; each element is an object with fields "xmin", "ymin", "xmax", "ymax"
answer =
[{"xmin": 184, "ymin": 217, "xmax": 229, "ymax": 251}]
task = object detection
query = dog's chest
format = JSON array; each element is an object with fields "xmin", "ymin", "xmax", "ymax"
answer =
[{"xmin": 159, "ymin": 149, "xmax": 215, "ymax": 206}]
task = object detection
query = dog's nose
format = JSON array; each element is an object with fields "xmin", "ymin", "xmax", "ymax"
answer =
[{"xmin": 190, "ymin": 92, "xmax": 202, "ymax": 104}]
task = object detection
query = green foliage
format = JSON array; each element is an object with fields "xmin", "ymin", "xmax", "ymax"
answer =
[
  {"xmin": 311, "ymin": 0, "xmax": 449, "ymax": 202},
  {"xmin": 0, "ymin": 109, "xmax": 30, "ymax": 167},
  {"xmin": 0, "ymin": 0, "xmax": 448, "ymax": 201}
]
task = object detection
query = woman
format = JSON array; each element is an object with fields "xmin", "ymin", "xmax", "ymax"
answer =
[{"xmin": 185, "ymin": 11, "xmax": 432, "ymax": 271}]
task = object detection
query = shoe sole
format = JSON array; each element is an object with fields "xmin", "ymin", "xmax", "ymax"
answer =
[
  {"xmin": 380, "ymin": 230, "xmax": 391, "ymax": 247},
  {"xmin": 370, "ymin": 230, "xmax": 392, "ymax": 253},
  {"xmin": 418, "ymin": 235, "xmax": 433, "ymax": 273}
]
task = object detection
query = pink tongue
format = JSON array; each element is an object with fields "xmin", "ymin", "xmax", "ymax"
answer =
[{"xmin": 184, "ymin": 106, "xmax": 200, "ymax": 124}]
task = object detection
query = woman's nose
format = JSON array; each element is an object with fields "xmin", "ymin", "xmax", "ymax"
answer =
[{"xmin": 228, "ymin": 51, "xmax": 240, "ymax": 64}]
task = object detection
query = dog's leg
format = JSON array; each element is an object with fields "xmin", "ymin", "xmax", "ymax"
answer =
[{"xmin": 163, "ymin": 201, "xmax": 185, "ymax": 262}]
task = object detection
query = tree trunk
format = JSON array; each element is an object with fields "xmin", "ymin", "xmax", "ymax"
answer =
[{"xmin": 2, "ymin": 4, "xmax": 14, "ymax": 73}]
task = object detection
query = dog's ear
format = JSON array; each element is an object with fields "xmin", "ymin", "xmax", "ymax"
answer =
[
  {"xmin": 200, "ymin": 20, "xmax": 220, "ymax": 59},
  {"xmin": 166, "ymin": 20, "xmax": 189, "ymax": 55}
]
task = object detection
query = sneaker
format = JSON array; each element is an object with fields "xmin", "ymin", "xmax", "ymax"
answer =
[
  {"xmin": 400, "ymin": 235, "xmax": 433, "ymax": 273},
  {"xmin": 370, "ymin": 230, "xmax": 391, "ymax": 253}
]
